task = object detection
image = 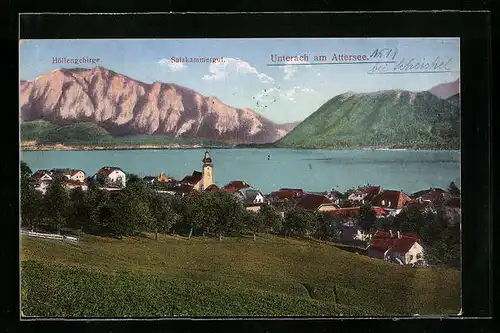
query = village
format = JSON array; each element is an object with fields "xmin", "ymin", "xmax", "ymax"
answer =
[{"xmin": 26, "ymin": 151, "xmax": 461, "ymax": 268}]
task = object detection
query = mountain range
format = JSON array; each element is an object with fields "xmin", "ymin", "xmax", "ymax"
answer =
[
  {"xmin": 428, "ymin": 78, "xmax": 460, "ymax": 99},
  {"xmin": 20, "ymin": 66, "xmax": 460, "ymax": 149},
  {"xmin": 20, "ymin": 67, "xmax": 296, "ymax": 145}
]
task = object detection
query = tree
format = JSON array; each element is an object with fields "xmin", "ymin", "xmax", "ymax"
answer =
[
  {"xmin": 68, "ymin": 187, "xmax": 90, "ymax": 232},
  {"xmin": 109, "ymin": 190, "xmax": 155, "ymax": 238},
  {"xmin": 359, "ymin": 203, "xmax": 377, "ymax": 232},
  {"xmin": 85, "ymin": 186, "xmax": 111, "ymax": 234},
  {"xmin": 310, "ymin": 212, "xmax": 342, "ymax": 242},
  {"xmin": 126, "ymin": 173, "xmax": 142, "ymax": 185},
  {"xmin": 20, "ymin": 163, "xmax": 42, "ymax": 231},
  {"xmin": 20, "ymin": 161, "xmax": 32, "ymax": 179},
  {"xmin": 180, "ymin": 192, "xmax": 207, "ymax": 239},
  {"xmin": 245, "ymin": 211, "xmax": 264, "ymax": 241},
  {"xmin": 148, "ymin": 193, "xmax": 181, "ymax": 240},
  {"xmin": 448, "ymin": 181, "xmax": 461, "ymax": 196},
  {"xmin": 259, "ymin": 204, "xmax": 282, "ymax": 235},
  {"xmin": 42, "ymin": 179, "xmax": 70, "ymax": 234},
  {"xmin": 283, "ymin": 208, "xmax": 313, "ymax": 238}
]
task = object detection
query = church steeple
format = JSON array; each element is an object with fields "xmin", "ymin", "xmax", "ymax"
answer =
[
  {"xmin": 201, "ymin": 151, "xmax": 213, "ymax": 190},
  {"xmin": 203, "ymin": 151, "xmax": 212, "ymax": 167}
]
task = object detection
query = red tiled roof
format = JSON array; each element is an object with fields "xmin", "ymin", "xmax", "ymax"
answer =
[
  {"xmin": 52, "ymin": 168, "xmax": 84, "ymax": 176},
  {"xmin": 326, "ymin": 206, "xmax": 388, "ymax": 217},
  {"xmin": 410, "ymin": 188, "xmax": 446, "ymax": 199},
  {"xmin": 181, "ymin": 171, "xmax": 203, "ymax": 185},
  {"xmin": 369, "ymin": 230, "xmax": 420, "ymax": 253},
  {"xmin": 327, "ymin": 207, "xmax": 361, "ymax": 217},
  {"xmin": 96, "ymin": 167, "xmax": 123, "ymax": 177},
  {"xmin": 446, "ymin": 197, "xmax": 461, "ymax": 208},
  {"xmin": 371, "ymin": 190, "xmax": 411, "ymax": 210},
  {"xmin": 280, "ymin": 188, "xmax": 304, "ymax": 193},
  {"xmin": 406, "ymin": 200, "xmax": 433, "ymax": 210},
  {"xmin": 204, "ymin": 184, "xmax": 219, "ymax": 192},
  {"xmin": 270, "ymin": 189, "xmax": 304, "ymax": 200},
  {"xmin": 297, "ymin": 194, "xmax": 332, "ymax": 211},
  {"xmin": 31, "ymin": 170, "xmax": 52, "ymax": 180},
  {"xmin": 352, "ymin": 186, "xmax": 382, "ymax": 198},
  {"xmin": 223, "ymin": 180, "xmax": 251, "ymax": 190},
  {"xmin": 222, "ymin": 187, "xmax": 239, "ymax": 193}
]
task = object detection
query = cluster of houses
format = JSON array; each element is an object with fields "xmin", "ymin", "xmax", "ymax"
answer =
[
  {"xmin": 28, "ymin": 151, "xmax": 460, "ymax": 267},
  {"xmin": 30, "ymin": 167, "xmax": 127, "ymax": 194}
]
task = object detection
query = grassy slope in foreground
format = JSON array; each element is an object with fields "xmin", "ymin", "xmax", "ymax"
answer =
[
  {"xmin": 276, "ymin": 91, "xmax": 460, "ymax": 149},
  {"xmin": 20, "ymin": 234, "xmax": 460, "ymax": 317}
]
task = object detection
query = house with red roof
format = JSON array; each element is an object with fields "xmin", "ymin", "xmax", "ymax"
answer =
[
  {"xmin": 327, "ymin": 206, "xmax": 388, "ymax": 218},
  {"xmin": 365, "ymin": 230, "xmax": 424, "ymax": 266},
  {"xmin": 296, "ymin": 193, "xmax": 338, "ymax": 212},
  {"xmin": 93, "ymin": 167, "xmax": 126, "ymax": 188},
  {"xmin": 180, "ymin": 171, "xmax": 203, "ymax": 190},
  {"xmin": 31, "ymin": 170, "xmax": 53, "ymax": 194},
  {"xmin": 51, "ymin": 168, "xmax": 86, "ymax": 183},
  {"xmin": 371, "ymin": 190, "xmax": 411, "ymax": 216},
  {"xmin": 326, "ymin": 207, "xmax": 388, "ymax": 243},
  {"xmin": 204, "ymin": 184, "xmax": 220, "ymax": 192},
  {"xmin": 268, "ymin": 188, "xmax": 304, "ymax": 202},
  {"xmin": 347, "ymin": 186, "xmax": 382, "ymax": 204},
  {"xmin": 223, "ymin": 180, "xmax": 252, "ymax": 191},
  {"xmin": 31, "ymin": 170, "xmax": 53, "ymax": 182},
  {"xmin": 410, "ymin": 188, "xmax": 448, "ymax": 202},
  {"xmin": 326, "ymin": 190, "xmax": 343, "ymax": 205}
]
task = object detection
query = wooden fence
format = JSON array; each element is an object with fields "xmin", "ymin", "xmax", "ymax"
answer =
[{"xmin": 20, "ymin": 230, "xmax": 79, "ymax": 243}]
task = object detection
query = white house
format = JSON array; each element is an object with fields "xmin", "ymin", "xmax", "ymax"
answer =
[
  {"xmin": 365, "ymin": 230, "xmax": 425, "ymax": 266},
  {"xmin": 31, "ymin": 170, "xmax": 53, "ymax": 182},
  {"xmin": 94, "ymin": 167, "xmax": 127, "ymax": 188},
  {"xmin": 31, "ymin": 170, "xmax": 53, "ymax": 194},
  {"xmin": 371, "ymin": 190, "xmax": 411, "ymax": 217},
  {"xmin": 337, "ymin": 219, "xmax": 373, "ymax": 243},
  {"xmin": 236, "ymin": 188, "xmax": 265, "ymax": 205},
  {"xmin": 51, "ymin": 169, "xmax": 86, "ymax": 183},
  {"xmin": 348, "ymin": 186, "xmax": 382, "ymax": 204}
]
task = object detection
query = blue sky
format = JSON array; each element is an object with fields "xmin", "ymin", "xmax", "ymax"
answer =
[{"xmin": 19, "ymin": 38, "xmax": 460, "ymax": 123}]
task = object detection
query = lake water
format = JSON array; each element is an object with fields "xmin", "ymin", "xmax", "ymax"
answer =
[{"xmin": 21, "ymin": 148, "xmax": 460, "ymax": 194}]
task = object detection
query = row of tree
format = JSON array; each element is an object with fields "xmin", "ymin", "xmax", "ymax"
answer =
[
  {"xmin": 21, "ymin": 162, "xmax": 343, "ymax": 242},
  {"xmin": 20, "ymin": 161, "xmax": 460, "ymax": 267}
]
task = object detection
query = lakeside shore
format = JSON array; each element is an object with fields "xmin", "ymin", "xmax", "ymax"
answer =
[
  {"xmin": 21, "ymin": 142, "xmax": 460, "ymax": 151},
  {"xmin": 21, "ymin": 143, "xmax": 206, "ymax": 151}
]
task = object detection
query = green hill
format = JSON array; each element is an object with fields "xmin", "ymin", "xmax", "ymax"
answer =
[
  {"xmin": 37, "ymin": 122, "xmax": 113, "ymax": 144},
  {"xmin": 20, "ymin": 120, "xmax": 224, "ymax": 147},
  {"xmin": 446, "ymin": 93, "xmax": 460, "ymax": 107},
  {"xmin": 20, "ymin": 120, "xmax": 60, "ymax": 142},
  {"xmin": 275, "ymin": 90, "xmax": 460, "ymax": 149},
  {"xmin": 20, "ymin": 234, "xmax": 460, "ymax": 317}
]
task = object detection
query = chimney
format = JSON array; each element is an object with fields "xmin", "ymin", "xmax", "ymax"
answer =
[
  {"xmin": 389, "ymin": 230, "xmax": 393, "ymax": 238},
  {"xmin": 397, "ymin": 231, "xmax": 401, "ymax": 239}
]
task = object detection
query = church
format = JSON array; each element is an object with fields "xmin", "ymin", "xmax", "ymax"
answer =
[{"xmin": 180, "ymin": 151, "xmax": 214, "ymax": 191}]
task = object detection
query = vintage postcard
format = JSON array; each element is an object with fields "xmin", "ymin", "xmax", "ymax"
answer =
[{"xmin": 19, "ymin": 37, "xmax": 461, "ymax": 318}]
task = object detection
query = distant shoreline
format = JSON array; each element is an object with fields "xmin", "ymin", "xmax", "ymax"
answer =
[
  {"xmin": 21, "ymin": 142, "xmax": 460, "ymax": 152},
  {"xmin": 20, "ymin": 143, "xmax": 205, "ymax": 151}
]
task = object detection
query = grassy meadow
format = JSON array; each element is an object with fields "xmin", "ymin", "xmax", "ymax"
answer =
[{"xmin": 20, "ymin": 233, "xmax": 461, "ymax": 317}]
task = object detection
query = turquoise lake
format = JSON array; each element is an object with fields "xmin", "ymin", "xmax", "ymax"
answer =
[{"xmin": 20, "ymin": 148, "xmax": 460, "ymax": 194}]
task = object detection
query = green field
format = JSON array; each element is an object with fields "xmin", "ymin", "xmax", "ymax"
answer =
[{"xmin": 20, "ymin": 233, "xmax": 461, "ymax": 317}]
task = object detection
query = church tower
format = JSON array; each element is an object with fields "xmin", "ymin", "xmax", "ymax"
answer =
[{"xmin": 202, "ymin": 151, "xmax": 213, "ymax": 190}]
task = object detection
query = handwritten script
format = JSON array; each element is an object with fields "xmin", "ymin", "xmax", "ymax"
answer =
[{"xmin": 368, "ymin": 48, "xmax": 453, "ymax": 74}]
